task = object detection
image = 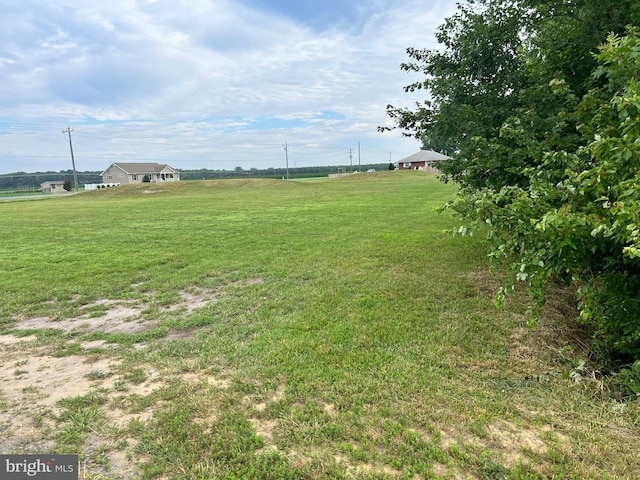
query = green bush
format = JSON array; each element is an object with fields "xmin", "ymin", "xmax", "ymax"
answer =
[
  {"xmin": 386, "ymin": 0, "xmax": 640, "ymax": 369},
  {"xmin": 617, "ymin": 361, "xmax": 640, "ymax": 397},
  {"xmin": 452, "ymin": 30, "xmax": 640, "ymax": 363}
]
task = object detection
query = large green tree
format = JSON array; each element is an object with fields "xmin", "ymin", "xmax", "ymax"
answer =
[
  {"xmin": 384, "ymin": 1, "xmax": 640, "ymax": 367},
  {"xmin": 384, "ymin": 0, "xmax": 639, "ymax": 190}
]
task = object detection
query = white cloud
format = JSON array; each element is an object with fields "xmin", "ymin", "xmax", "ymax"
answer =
[{"xmin": 0, "ymin": 0, "xmax": 459, "ymax": 173}]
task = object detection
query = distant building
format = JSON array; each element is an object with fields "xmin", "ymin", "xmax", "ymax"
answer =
[
  {"xmin": 101, "ymin": 163, "xmax": 180, "ymax": 185},
  {"xmin": 40, "ymin": 181, "xmax": 66, "ymax": 193},
  {"xmin": 395, "ymin": 150, "xmax": 450, "ymax": 172}
]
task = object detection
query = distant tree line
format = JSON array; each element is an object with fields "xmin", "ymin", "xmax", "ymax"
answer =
[
  {"xmin": 0, "ymin": 170, "xmax": 103, "ymax": 190},
  {"xmin": 0, "ymin": 164, "xmax": 391, "ymax": 190},
  {"xmin": 178, "ymin": 164, "xmax": 389, "ymax": 181}
]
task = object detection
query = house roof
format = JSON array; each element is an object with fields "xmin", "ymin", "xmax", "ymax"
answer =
[
  {"xmin": 102, "ymin": 162, "xmax": 176, "ymax": 175},
  {"xmin": 397, "ymin": 150, "xmax": 450, "ymax": 164}
]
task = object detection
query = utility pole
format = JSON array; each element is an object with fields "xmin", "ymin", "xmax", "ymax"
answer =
[
  {"xmin": 62, "ymin": 127, "xmax": 79, "ymax": 192},
  {"xmin": 283, "ymin": 143, "xmax": 289, "ymax": 180},
  {"xmin": 349, "ymin": 148, "xmax": 353, "ymax": 172},
  {"xmin": 358, "ymin": 142, "xmax": 361, "ymax": 170}
]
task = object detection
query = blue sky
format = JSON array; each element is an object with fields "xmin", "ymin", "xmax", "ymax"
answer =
[{"xmin": 0, "ymin": 0, "xmax": 457, "ymax": 174}]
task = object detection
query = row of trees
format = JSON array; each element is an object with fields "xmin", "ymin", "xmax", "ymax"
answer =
[
  {"xmin": 178, "ymin": 164, "xmax": 389, "ymax": 181},
  {"xmin": 0, "ymin": 164, "xmax": 392, "ymax": 190},
  {"xmin": 0, "ymin": 171, "xmax": 102, "ymax": 190},
  {"xmin": 385, "ymin": 0, "xmax": 640, "ymax": 380}
]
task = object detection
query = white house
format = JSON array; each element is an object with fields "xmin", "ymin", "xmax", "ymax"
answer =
[{"xmin": 40, "ymin": 181, "xmax": 66, "ymax": 193}]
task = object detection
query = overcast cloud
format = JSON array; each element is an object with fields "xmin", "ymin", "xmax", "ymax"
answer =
[{"xmin": 0, "ymin": 0, "xmax": 457, "ymax": 174}]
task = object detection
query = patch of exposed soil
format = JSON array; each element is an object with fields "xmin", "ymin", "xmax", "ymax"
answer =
[
  {"xmin": 0, "ymin": 341, "xmax": 232, "ymax": 477},
  {"xmin": 487, "ymin": 419, "xmax": 548, "ymax": 466},
  {"xmin": 11, "ymin": 281, "xmax": 264, "ymax": 338},
  {"xmin": 0, "ymin": 334, "xmax": 38, "ymax": 346},
  {"xmin": 439, "ymin": 424, "xmax": 479, "ymax": 451},
  {"xmin": 0, "ymin": 353, "xmax": 118, "ymax": 409},
  {"xmin": 17, "ymin": 312, "xmax": 151, "ymax": 335},
  {"xmin": 1, "ymin": 280, "xmax": 261, "ymax": 477},
  {"xmin": 80, "ymin": 339, "xmax": 114, "ymax": 350},
  {"xmin": 11, "ymin": 288, "xmax": 215, "ymax": 336},
  {"xmin": 250, "ymin": 418, "xmax": 279, "ymax": 443},
  {"xmin": 162, "ymin": 287, "xmax": 216, "ymax": 315}
]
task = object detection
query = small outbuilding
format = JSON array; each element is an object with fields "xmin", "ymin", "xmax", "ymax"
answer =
[
  {"xmin": 40, "ymin": 181, "xmax": 66, "ymax": 193},
  {"xmin": 396, "ymin": 150, "xmax": 450, "ymax": 172},
  {"xmin": 101, "ymin": 163, "xmax": 180, "ymax": 185}
]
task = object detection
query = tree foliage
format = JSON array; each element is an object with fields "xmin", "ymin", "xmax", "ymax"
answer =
[
  {"xmin": 385, "ymin": 0, "xmax": 640, "ymax": 364},
  {"xmin": 0, "ymin": 171, "xmax": 102, "ymax": 190}
]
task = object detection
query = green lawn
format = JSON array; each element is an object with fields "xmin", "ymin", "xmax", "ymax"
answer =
[{"xmin": 0, "ymin": 172, "xmax": 638, "ymax": 479}]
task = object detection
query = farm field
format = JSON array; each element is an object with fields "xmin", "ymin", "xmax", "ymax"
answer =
[{"xmin": 0, "ymin": 172, "xmax": 638, "ymax": 479}]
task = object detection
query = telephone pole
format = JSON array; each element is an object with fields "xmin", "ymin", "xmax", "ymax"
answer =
[
  {"xmin": 283, "ymin": 143, "xmax": 289, "ymax": 180},
  {"xmin": 349, "ymin": 148, "xmax": 353, "ymax": 172},
  {"xmin": 62, "ymin": 127, "xmax": 79, "ymax": 192}
]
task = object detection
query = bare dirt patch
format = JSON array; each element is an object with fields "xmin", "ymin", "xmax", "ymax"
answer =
[
  {"xmin": 250, "ymin": 418, "xmax": 279, "ymax": 443},
  {"xmin": 163, "ymin": 327, "xmax": 200, "ymax": 341},
  {"xmin": 251, "ymin": 383, "xmax": 286, "ymax": 413},
  {"xmin": 1, "ymin": 280, "xmax": 261, "ymax": 474},
  {"xmin": 0, "ymin": 334, "xmax": 38, "ymax": 345},
  {"xmin": 0, "ymin": 340, "xmax": 233, "ymax": 475},
  {"xmin": 11, "ymin": 287, "xmax": 221, "ymax": 336},
  {"xmin": 14, "ymin": 302, "xmax": 151, "ymax": 335},
  {"xmin": 19, "ymin": 313, "xmax": 150, "ymax": 335},
  {"xmin": 247, "ymin": 383, "xmax": 286, "ymax": 447},
  {"xmin": 323, "ymin": 402, "xmax": 337, "ymax": 417},
  {"xmin": 439, "ymin": 424, "xmax": 480, "ymax": 451},
  {"xmin": 0, "ymin": 343, "xmax": 119, "ymax": 453},
  {"xmin": 11, "ymin": 280, "xmax": 264, "ymax": 338},
  {"xmin": 0, "ymin": 353, "xmax": 119, "ymax": 409},
  {"xmin": 80, "ymin": 339, "xmax": 113, "ymax": 350},
  {"xmin": 487, "ymin": 419, "xmax": 548, "ymax": 466},
  {"xmin": 350, "ymin": 460, "xmax": 403, "ymax": 479},
  {"xmin": 0, "ymin": 410, "xmax": 55, "ymax": 454},
  {"xmin": 181, "ymin": 372, "xmax": 232, "ymax": 389},
  {"xmin": 163, "ymin": 287, "xmax": 217, "ymax": 314}
]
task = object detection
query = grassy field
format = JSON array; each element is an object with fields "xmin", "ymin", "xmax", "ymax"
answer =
[{"xmin": 0, "ymin": 172, "xmax": 638, "ymax": 479}]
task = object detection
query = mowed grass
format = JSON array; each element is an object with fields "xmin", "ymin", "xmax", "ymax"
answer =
[{"xmin": 0, "ymin": 172, "xmax": 638, "ymax": 479}]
